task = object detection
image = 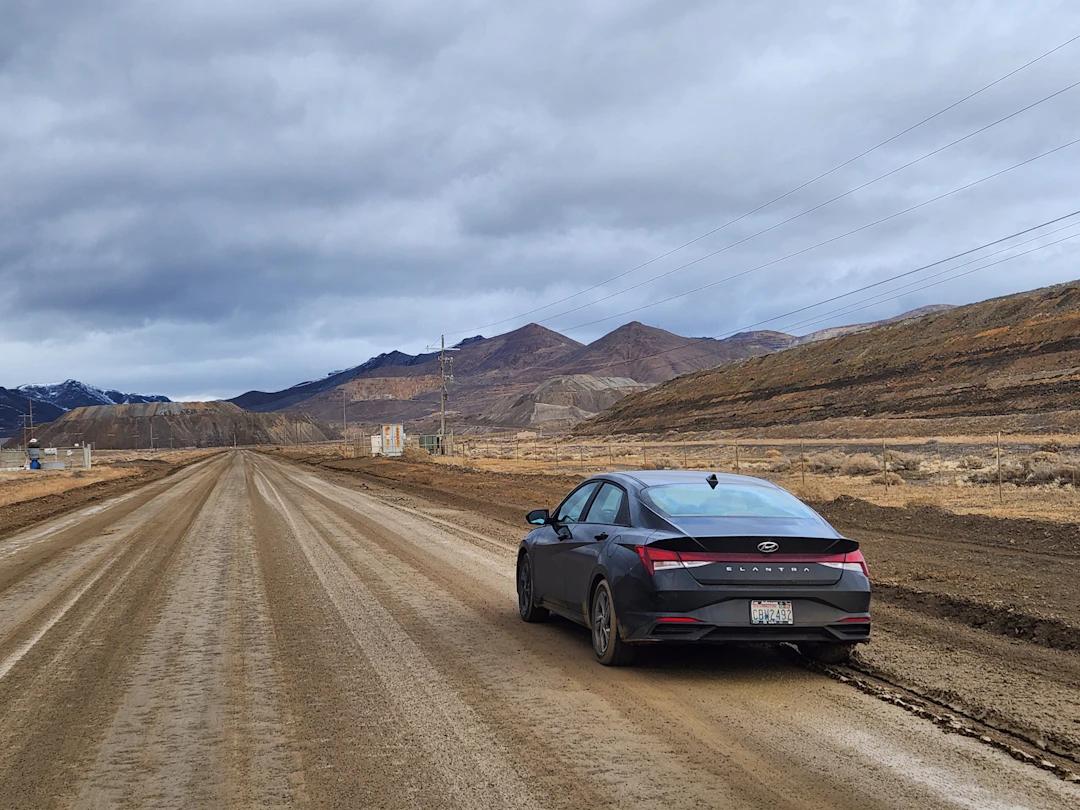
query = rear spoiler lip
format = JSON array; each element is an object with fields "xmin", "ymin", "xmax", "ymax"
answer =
[{"xmin": 634, "ymin": 534, "xmax": 860, "ymax": 553}]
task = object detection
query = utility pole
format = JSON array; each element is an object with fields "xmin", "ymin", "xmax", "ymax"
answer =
[
  {"xmin": 22, "ymin": 397, "xmax": 35, "ymax": 448},
  {"xmin": 426, "ymin": 334, "xmax": 458, "ymax": 454},
  {"xmin": 439, "ymin": 334, "xmax": 452, "ymax": 446},
  {"xmin": 149, "ymin": 417, "xmax": 155, "ymax": 452}
]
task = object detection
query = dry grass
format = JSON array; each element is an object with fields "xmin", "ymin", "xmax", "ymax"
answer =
[
  {"xmin": 262, "ymin": 438, "xmax": 1080, "ymax": 524},
  {"xmin": 0, "ymin": 467, "xmax": 134, "ymax": 508},
  {"xmin": 0, "ymin": 448, "xmax": 214, "ymax": 509},
  {"xmin": 779, "ymin": 474, "xmax": 1080, "ymax": 524},
  {"xmin": 413, "ymin": 440, "xmax": 1080, "ymax": 524}
]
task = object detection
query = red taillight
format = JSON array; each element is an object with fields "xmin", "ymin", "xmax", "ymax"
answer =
[
  {"xmin": 838, "ymin": 616, "xmax": 871, "ymax": 624},
  {"xmin": 635, "ymin": 545, "xmax": 680, "ymax": 575},
  {"xmin": 655, "ymin": 616, "xmax": 701, "ymax": 624},
  {"xmin": 846, "ymin": 550, "xmax": 870, "ymax": 579}
]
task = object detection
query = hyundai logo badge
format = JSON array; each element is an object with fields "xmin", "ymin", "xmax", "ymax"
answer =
[{"xmin": 757, "ymin": 541, "xmax": 779, "ymax": 553}]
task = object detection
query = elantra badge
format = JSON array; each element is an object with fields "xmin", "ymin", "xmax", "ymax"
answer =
[{"xmin": 757, "ymin": 541, "xmax": 779, "ymax": 553}]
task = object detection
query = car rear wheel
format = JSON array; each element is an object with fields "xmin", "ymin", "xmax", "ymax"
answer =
[
  {"xmin": 591, "ymin": 580, "xmax": 635, "ymax": 666},
  {"xmin": 800, "ymin": 642, "xmax": 855, "ymax": 664},
  {"xmin": 517, "ymin": 554, "xmax": 548, "ymax": 622}
]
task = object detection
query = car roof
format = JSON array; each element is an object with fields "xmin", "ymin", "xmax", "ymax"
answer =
[{"xmin": 592, "ymin": 470, "xmax": 782, "ymax": 490}]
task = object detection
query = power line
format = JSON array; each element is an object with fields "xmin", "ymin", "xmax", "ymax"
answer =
[
  {"xmin": 778, "ymin": 221, "xmax": 1080, "ymax": 334},
  {"xmin": 623, "ymin": 228, "xmax": 1080, "ymax": 389},
  {"xmin": 611, "ymin": 225, "xmax": 1080, "ymax": 379},
  {"xmin": 538, "ymin": 79, "xmax": 1080, "ymax": 330},
  {"xmin": 557, "ymin": 135, "xmax": 1080, "ymax": 333},
  {"xmin": 474, "ymin": 209, "xmax": 1080, "ymax": 380},
  {"xmin": 449, "ymin": 33, "xmax": 1080, "ymax": 338}
]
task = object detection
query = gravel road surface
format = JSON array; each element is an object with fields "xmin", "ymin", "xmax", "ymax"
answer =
[{"xmin": 1, "ymin": 450, "xmax": 1075, "ymax": 808}]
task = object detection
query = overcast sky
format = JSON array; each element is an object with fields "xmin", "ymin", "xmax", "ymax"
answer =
[{"xmin": 2, "ymin": 1, "xmax": 1079, "ymax": 400}]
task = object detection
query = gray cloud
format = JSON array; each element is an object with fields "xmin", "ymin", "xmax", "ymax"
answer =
[{"xmin": 2, "ymin": 1, "xmax": 1079, "ymax": 399}]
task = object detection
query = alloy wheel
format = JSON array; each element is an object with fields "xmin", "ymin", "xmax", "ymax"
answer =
[
  {"xmin": 592, "ymin": 588, "xmax": 611, "ymax": 655},
  {"xmin": 518, "ymin": 558, "xmax": 532, "ymax": 615}
]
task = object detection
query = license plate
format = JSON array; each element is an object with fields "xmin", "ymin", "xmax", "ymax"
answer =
[{"xmin": 750, "ymin": 600, "xmax": 793, "ymax": 625}]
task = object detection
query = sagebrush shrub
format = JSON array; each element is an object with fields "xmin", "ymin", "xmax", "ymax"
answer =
[
  {"xmin": 887, "ymin": 451, "xmax": 922, "ymax": 472},
  {"xmin": 840, "ymin": 453, "xmax": 881, "ymax": 476},
  {"xmin": 808, "ymin": 452, "xmax": 845, "ymax": 473}
]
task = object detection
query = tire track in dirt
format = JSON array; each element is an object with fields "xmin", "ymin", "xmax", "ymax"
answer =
[
  {"xmin": 250, "ymin": 462, "xmax": 482, "ymax": 808},
  {"xmin": 0, "ymin": 455, "xmax": 224, "ymax": 593},
  {"xmin": 259, "ymin": 459, "xmax": 820, "ymax": 808},
  {"xmin": 296, "ymin": 452, "xmax": 1080, "ymax": 768},
  {"xmin": 0, "ymin": 457, "xmax": 227, "ymax": 673},
  {"xmin": 252, "ymin": 462, "xmax": 546, "ymax": 810},
  {"xmin": 254, "ymin": 453, "xmax": 1080, "ymax": 810},
  {"xmin": 0, "ymin": 455, "xmax": 230, "ymax": 807},
  {"xmin": 74, "ymin": 454, "xmax": 305, "ymax": 808}
]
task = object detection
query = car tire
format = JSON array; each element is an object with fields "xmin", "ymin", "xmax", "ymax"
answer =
[
  {"xmin": 591, "ymin": 579, "xmax": 635, "ymax": 666},
  {"xmin": 800, "ymin": 642, "xmax": 855, "ymax": 664},
  {"xmin": 517, "ymin": 554, "xmax": 548, "ymax": 622}
]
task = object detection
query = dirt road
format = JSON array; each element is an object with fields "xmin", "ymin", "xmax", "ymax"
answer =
[{"xmin": 1, "ymin": 451, "xmax": 1076, "ymax": 808}]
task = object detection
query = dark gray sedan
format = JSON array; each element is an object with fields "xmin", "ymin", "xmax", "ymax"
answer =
[{"xmin": 517, "ymin": 470, "xmax": 870, "ymax": 665}]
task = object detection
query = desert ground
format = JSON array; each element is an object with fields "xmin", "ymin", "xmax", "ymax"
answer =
[{"xmin": 0, "ymin": 448, "xmax": 1077, "ymax": 808}]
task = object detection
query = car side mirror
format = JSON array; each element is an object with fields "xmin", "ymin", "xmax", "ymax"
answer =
[{"xmin": 526, "ymin": 508, "xmax": 551, "ymax": 526}]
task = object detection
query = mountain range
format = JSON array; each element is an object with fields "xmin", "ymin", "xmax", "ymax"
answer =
[
  {"xmin": 1, "ymin": 305, "xmax": 957, "ymax": 442},
  {"xmin": 228, "ymin": 306, "xmax": 953, "ymax": 431}
]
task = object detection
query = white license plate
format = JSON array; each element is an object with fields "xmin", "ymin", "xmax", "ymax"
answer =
[{"xmin": 750, "ymin": 600, "xmax": 793, "ymax": 625}]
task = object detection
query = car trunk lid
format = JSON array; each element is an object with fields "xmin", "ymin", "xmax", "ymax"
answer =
[{"xmin": 646, "ymin": 535, "xmax": 861, "ymax": 586}]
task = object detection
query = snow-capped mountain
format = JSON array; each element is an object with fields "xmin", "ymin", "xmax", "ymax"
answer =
[
  {"xmin": 17, "ymin": 380, "xmax": 170, "ymax": 411},
  {"xmin": 0, "ymin": 387, "xmax": 66, "ymax": 438}
]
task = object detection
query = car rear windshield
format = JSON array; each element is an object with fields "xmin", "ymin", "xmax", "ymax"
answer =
[{"xmin": 642, "ymin": 483, "xmax": 818, "ymax": 519}]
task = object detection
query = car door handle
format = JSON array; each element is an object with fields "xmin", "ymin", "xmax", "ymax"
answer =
[{"xmin": 594, "ymin": 532, "xmax": 609, "ymax": 542}]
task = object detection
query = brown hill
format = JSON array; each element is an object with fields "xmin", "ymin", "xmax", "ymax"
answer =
[
  {"xmin": 34, "ymin": 402, "xmax": 334, "ymax": 449},
  {"xmin": 795, "ymin": 304, "xmax": 956, "ymax": 345},
  {"xmin": 558, "ymin": 322, "xmax": 791, "ymax": 383},
  {"xmin": 454, "ymin": 323, "xmax": 583, "ymax": 380},
  {"xmin": 579, "ymin": 282, "xmax": 1080, "ymax": 437}
]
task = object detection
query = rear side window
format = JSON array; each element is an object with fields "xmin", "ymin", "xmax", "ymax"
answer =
[
  {"xmin": 642, "ymin": 483, "xmax": 817, "ymax": 519},
  {"xmin": 584, "ymin": 483, "xmax": 627, "ymax": 525},
  {"xmin": 556, "ymin": 482, "xmax": 600, "ymax": 524}
]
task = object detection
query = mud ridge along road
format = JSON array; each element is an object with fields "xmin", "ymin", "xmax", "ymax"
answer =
[{"xmin": 1, "ymin": 451, "xmax": 1077, "ymax": 808}]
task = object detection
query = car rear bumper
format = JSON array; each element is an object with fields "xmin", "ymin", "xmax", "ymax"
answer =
[
  {"xmin": 615, "ymin": 572, "xmax": 871, "ymax": 644},
  {"xmin": 623, "ymin": 616, "xmax": 871, "ymax": 644}
]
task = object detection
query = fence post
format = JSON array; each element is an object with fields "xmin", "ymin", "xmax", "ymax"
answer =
[
  {"xmin": 579, "ymin": 446, "xmax": 584, "ymax": 470},
  {"xmin": 682, "ymin": 446, "xmax": 688, "ymax": 469},
  {"xmin": 642, "ymin": 444, "xmax": 647, "ymax": 467},
  {"xmin": 996, "ymin": 431, "xmax": 1003, "ymax": 505},
  {"xmin": 734, "ymin": 440, "xmax": 740, "ymax": 474},
  {"xmin": 881, "ymin": 438, "xmax": 889, "ymax": 494},
  {"xmin": 555, "ymin": 441, "xmax": 559, "ymax": 469},
  {"xmin": 800, "ymin": 441, "xmax": 806, "ymax": 486},
  {"xmin": 608, "ymin": 443, "xmax": 613, "ymax": 465}
]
